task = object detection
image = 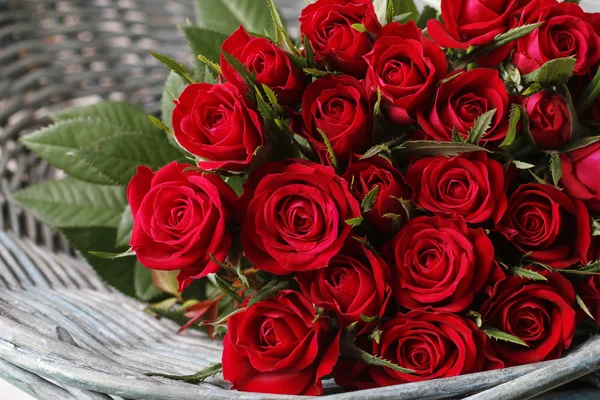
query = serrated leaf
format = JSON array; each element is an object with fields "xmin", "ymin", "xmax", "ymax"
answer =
[
  {"xmin": 528, "ymin": 170, "xmax": 550, "ymax": 185},
  {"xmin": 493, "ymin": 23, "xmax": 543, "ymax": 48},
  {"xmin": 508, "ymin": 267, "xmax": 547, "ymax": 281},
  {"xmin": 89, "ymin": 247, "xmax": 135, "ymax": 260},
  {"xmin": 181, "ymin": 26, "xmax": 228, "ymax": 75},
  {"xmin": 11, "ymin": 178, "xmax": 126, "ymax": 228},
  {"xmin": 149, "ymin": 51, "xmax": 194, "ymax": 84},
  {"xmin": 115, "ymin": 205, "xmax": 133, "ymax": 248},
  {"xmin": 147, "ymin": 115, "xmax": 173, "ymax": 136},
  {"xmin": 303, "ymin": 68, "xmax": 331, "ymax": 78},
  {"xmin": 147, "ymin": 362, "xmax": 222, "ymax": 383},
  {"xmin": 194, "ymin": 0, "xmax": 273, "ymax": 37},
  {"xmin": 222, "ymin": 50, "xmax": 257, "ymax": 91},
  {"xmin": 134, "ymin": 262, "xmax": 163, "ymax": 302},
  {"xmin": 303, "ymin": 35, "xmax": 315, "ymax": 67},
  {"xmin": 385, "ymin": 0, "xmax": 395, "ymax": 24},
  {"xmin": 317, "ymin": 128, "xmax": 338, "ymax": 168},
  {"xmin": 577, "ymin": 294, "xmax": 595, "ymax": 321},
  {"xmin": 266, "ymin": 0, "xmax": 285, "ymax": 46},
  {"xmin": 559, "ymin": 136, "xmax": 600, "ymax": 152},
  {"xmin": 208, "ymin": 253, "xmax": 249, "ymax": 288},
  {"xmin": 576, "ymin": 66, "xmax": 600, "ymax": 115},
  {"xmin": 467, "ymin": 109, "xmax": 497, "ymax": 145},
  {"xmin": 197, "ymin": 55, "xmax": 222, "ymax": 76},
  {"xmin": 261, "ymin": 84, "xmax": 284, "ymax": 115},
  {"xmin": 523, "ymin": 57, "xmax": 576, "ymax": 86},
  {"xmin": 392, "ymin": 141, "xmax": 491, "ymax": 158},
  {"xmin": 207, "ymin": 273, "xmax": 244, "ymax": 302},
  {"xmin": 522, "ymin": 83, "xmax": 544, "ymax": 96},
  {"xmin": 361, "ymin": 143, "xmax": 391, "ymax": 160},
  {"xmin": 359, "ymin": 349, "xmax": 415, "ymax": 374},
  {"xmin": 549, "ymin": 152, "xmax": 562, "ymax": 187},
  {"xmin": 452, "ymin": 127, "xmax": 465, "ymax": 143},
  {"xmin": 247, "ymin": 278, "xmax": 292, "ymax": 308},
  {"xmin": 345, "ymin": 216, "xmax": 364, "ymax": 227},
  {"xmin": 161, "ymin": 71, "xmax": 188, "ymax": 131},
  {"xmin": 362, "ymin": 185, "xmax": 380, "ymax": 213},
  {"xmin": 482, "ymin": 326, "xmax": 529, "ymax": 347},
  {"xmin": 500, "ymin": 104, "xmax": 522, "ymax": 148}
]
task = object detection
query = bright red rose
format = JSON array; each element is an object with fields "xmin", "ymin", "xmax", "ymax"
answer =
[
  {"xmin": 417, "ymin": 69, "xmax": 509, "ymax": 146},
  {"xmin": 560, "ymin": 140, "xmax": 600, "ymax": 212},
  {"xmin": 172, "ymin": 82, "xmax": 264, "ymax": 172},
  {"xmin": 382, "ymin": 216, "xmax": 501, "ymax": 312},
  {"xmin": 221, "ymin": 26, "xmax": 305, "ymax": 106},
  {"xmin": 480, "ymin": 272, "xmax": 577, "ymax": 366},
  {"xmin": 521, "ymin": 91, "xmax": 571, "ymax": 150},
  {"xmin": 299, "ymin": 0, "xmax": 381, "ymax": 77},
  {"xmin": 296, "ymin": 238, "xmax": 392, "ymax": 334},
  {"xmin": 364, "ymin": 21, "xmax": 447, "ymax": 124},
  {"xmin": 513, "ymin": 0, "xmax": 600, "ymax": 76},
  {"xmin": 497, "ymin": 183, "xmax": 591, "ymax": 269},
  {"xmin": 222, "ymin": 290, "xmax": 340, "ymax": 395},
  {"xmin": 237, "ymin": 160, "xmax": 361, "ymax": 275},
  {"xmin": 406, "ymin": 152, "xmax": 508, "ymax": 224},
  {"xmin": 293, "ymin": 75, "xmax": 373, "ymax": 165},
  {"xmin": 335, "ymin": 310, "xmax": 503, "ymax": 389},
  {"xmin": 342, "ymin": 156, "xmax": 410, "ymax": 237},
  {"xmin": 127, "ymin": 162, "xmax": 236, "ymax": 290},
  {"xmin": 576, "ymin": 274, "xmax": 600, "ymax": 327}
]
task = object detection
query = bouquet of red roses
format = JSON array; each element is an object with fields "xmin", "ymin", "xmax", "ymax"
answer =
[{"xmin": 13, "ymin": 0, "xmax": 600, "ymax": 396}]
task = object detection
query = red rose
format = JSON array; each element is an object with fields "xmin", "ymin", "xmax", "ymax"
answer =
[
  {"xmin": 172, "ymin": 82, "xmax": 264, "ymax": 172},
  {"xmin": 417, "ymin": 69, "xmax": 509, "ymax": 146},
  {"xmin": 513, "ymin": 0, "xmax": 600, "ymax": 76},
  {"xmin": 497, "ymin": 183, "xmax": 591, "ymax": 269},
  {"xmin": 293, "ymin": 75, "xmax": 373, "ymax": 165},
  {"xmin": 335, "ymin": 310, "xmax": 503, "ymax": 388},
  {"xmin": 521, "ymin": 91, "xmax": 571, "ymax": 149},
  {"xmin": 560, "ymin": 139, "xmax": 600, "ymax": 212},
  {"xmin": 383, "ymin": 216, "xmax": 500, "ymax": 312},
  {"xmin": 576, "ymin": 274, "xmax": 600, "ymax": 327},
  {"xmin": 480, "ymin": 272, "xmax": 577, "ymax": 366},
  {"xmin": 238, "ymin": 160, "xmax": 361, "ymax": 275},
  {"xmin": 296, "ymin": 238, "xmax": 392, "ymax": 334},
  {"xmin": 342, "ymin": 156, "xmax": 410, "ymax": 237},
  {"xmin": 127, "ymin": 162, "xmax": 236, "ymax": 290},
  {"xmin": 406, "ymin": 152, "xmax": 508, "ymax": 224},
  {"xmin": 364, "ymin": 21, "xmax": 447, "ymax": 125},
  {"xmin": 300, "ymin": 0, "xmax": 381, "ymax": 77},
  {"xmin": 221, "ymin": 26, "xmax": 305, "ymax": 106},
  {"xmin": 222, "ymin": 290, "xmax": 340, "ymax": 395},
  {"xmin": 588, "ymin": 12, "xmax": 600, "ymax": 35},
  {"xmin": 427, "ymin": 0, "xmax": 523, "ymax": 65}
]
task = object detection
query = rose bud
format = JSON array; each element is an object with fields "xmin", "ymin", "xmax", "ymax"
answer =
[
  {"xmin": 221, "ymin": 26, "xmax": 305, "ymax": 106},
  {"xmin": 296, "ymin": 238, "xmax": 392, "ymax": 334},
  {"xmin": 383, "ymin": 216, "xmax": 502, "ymax": 312},
  {"xmin": 237, "ymin": 160, "xmax": 361, "ymax": 275},
  {"xmin": 560, "ymin": 139, "xmax": 600, "ymax": 212},
  {"xmin": 576, "ymin": 274, "xmax": 600, "ymax": 327},
  {"xmin": 513, "ymin": 0, "xmax": 600, "ymax": 76},
  {"xmin": 222, "ymin": 290, "xmax": 340, "ymax": 395},
  {"xmin": 417, "ymin": 69, "xmax": 509, "ymax": 146},
  {"xmin": 364, "ymin": 21, "xmax": 447, "ymax": 125},
  {"xmin": 480, "ymin": 272, "xmax": 577, "ymax": 366},
  {"xmin": 342, "ymin": 156, "xmax": 411, "ymax": 237},
  {"xmin": 497, "ymin": 183, "xmax": 591, "ymax": 269},
  {"xmin": 293, "ymin": 75, "xmax": 373, "ymax": 166},
  {"xmin": 300, "ymin": 0, "xmax": 381, "ymax": 77},
  {"xmin": 521, "ymin": 91, "xmax": 571, "ymax": 150},
  {"xmin": 127, "ymin": 162, "xmax": 236, "ymax": 290},
  {"xmin": 334, "ymin": 310, "xmax": 503, "ymax": 389},
  {"xmin": 172, "ymin": 82, "xmax": 264, "ymax": 172},
  {"xmin": 406, "ymin": 152, "xmax": 508, "ymax": 224}
]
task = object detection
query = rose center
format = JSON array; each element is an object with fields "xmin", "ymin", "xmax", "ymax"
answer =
[
  {"xmin": 552, "ymin": 28, "xmax": 575, "ymax": 54},
  {"xmin": 259, "ymin": 319, "xmax": 278, "ymax": 348},
  {"xmin": 328, "ymin": 267, "xmax": 349, "ymax": 287}
]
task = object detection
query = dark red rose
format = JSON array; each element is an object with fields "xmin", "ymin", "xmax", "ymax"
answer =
[
  {"xmin": 221, "ymin": 26, "xmax": 305, "ymax": 106},
  {"xmin": 222, "ymin": 290, "xmax": 340, "ymax": 395},
  {"xmin": 335, "ymin": 309, "xmax": 503, "ymax": 389},
  {"xmin": 560, "ymin": 139, "xmax": 600, "ymax": 212},
  {"xmin": 406, "ymin": 152, "xmax": 508, "ymax": 224},
  {"xmin": 237, "ymin": 160, "xmax": 361, "ymax": 275},
  {"xmin": 513, "ymin": 0, "xmax": 600, "ymax": 76},
  {"xmin": 300, "ymin": 0, "xmax": 381, "ymax": 77},
  {"xmin": 576, "ymin": 274, "xmax": 600, "ymax": 327},
  {"xmin": 383, "ymin": 216, "xmax": 500, "ymax": 312},
  {"xmin": 364, "ymin": 21, "xmax": 446, "ymax": 125},
  {"xmin": 497, "ymin": 183, "xmax": 591, "ymax": 269},
  {"xmin": 296, "ymin": 238, "xmax": 392, "ymax": 334},
  {"xmin": 293, "ymin": 75, "xmax": 373, "ymax": 165},
  {"xmin": 172, "ymin": 82, "xmax": 264, "ymax": 172},
  {"xmin": 342, "ymin": 156, "xmax": 410, "ymax": 237},
  {"xmin": 127, "ymin": 162, "xmax": 236, "ymax": 290},
  {"xmin": 417, "ymin": 69, "xmax": 509, "ymax": 146},
  {"xmin": 480, "ymin": 272, "xmax": 577, "ymax": 366},
  {"xmin": 521, "ymin": 91, "xmax": 571, "ymax": 149},
  {"xmin": 588, "ymin": 12, "xmax": 600, "ymax": 35}
]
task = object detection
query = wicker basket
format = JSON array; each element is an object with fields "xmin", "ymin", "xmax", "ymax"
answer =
[{"xmin": 1, "ymin": 1, "xmax": 600, "ymax": 399}]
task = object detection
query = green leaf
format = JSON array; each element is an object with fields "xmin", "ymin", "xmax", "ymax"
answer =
[
  {"xmin": 303, "ymin": 35, "xmax": 315, "ymax": 67},
  {"xmin": 11, "ymin": 178, "xmax": 126, "ymax": 228},
  {"xmin": 581, "ymin": 260, "xmax": 600, "ymax": 273},
  {"xmin": 374, "ymin": 0, "xmax": 417, "ymax": 25},
  {"xmin": 500, "ymin": 104, "xmax": 522, "ymax": 148},
  {"xmin": 369, "ymin": 329, "xmax": 382, "ymax": 344},
  {"xmin": 417, "ymin": 5, "xmax": 438, "ymax": 29},
  {"xmin": 89, "ymin": 247, "xmax": 135, "ymax": 260},
  {"xmin": 147, "ymin": 115, "xmax": 173, "ymax": 136},
  {"xmin": 303, "ymin": 68, "xmax": 331, "ymax": 78},
  {"xmin": 261, "ymin": 84, "xmax": 284, "ymax": 115},
  {"xmin": 512, "ymin": 160, "xmax": 536, "ymax": 170},
  {"xmin": 317, "ymin": 128, "xmax": 338, "ymax": 168},
  {"xmin": 360, "ymin": 314, "xmax": 378, "ymax": 323},
  {"xmin": 522, "ymin": 83, "xmax": 544, "ymax": 96},
  {"xmin": 392, "ymin": 141, "xmax": 491, "ymax": 158},
  {"xmin": 247, "ymin": 278, "xmax": 292, "ymax": 308},
  {"xmin": 134, "ymin": 262, "xmax": 163, "ymax": 302},
  {"xmin": 392, "ymin": 12, "xmax": 414, "ymax": 24},
  {"xmin": 523, "ymin": 57, "xmax": 576, "ymax": 86},
  {"xmin": 222, "ymin": 50, "xmax": 257, "ymax": 91},
  {"xmin": 385, "ymin": 0, "xmax": 395, "ymax": 24},
  {"xmin": 161, "ymin": 71, "xmax": 189, "ymax": 131},
  {"xmin": 467, "ymin": 109, "xmax": 497, "ymax": 145},
  {"xmin": 576, "ymin": 67, "xmax": 600, "ymax": 116},
  {"xmin": 206, "ymin": 273, "xmax": 244, "ymax": 302},
  {"xmin": 361, "ymin": 143, "xmax": 391, "ymax": 160},
  {"xmin": 508, "ymin": 267, "xmax": 548, "ymax": 281},
  {"xmin": 577, "ymin": 294, "xmax": 595, "ymax": 321},
  {"xmin": 482, "ymin": 326, "xmax": 529, "ymax": 347},
  {"xmin": 452, "ymin": 127, "xmax": 466, "ymax": 143},
  {"xmin": 149, "ymin": 51, "xmax": 194, "ymax": 84},
  {"xmin": 559, "ymin": 136, "xmax": 600, "ymax": 152},
  {"xmin": 362, "ymin": 185, "xmax": 380, "ymax": 213},
  {"xmin": 181, "ymin": 26, "xmax": 227, "ymax": 66},
  {"xmin": 492, "ymin": 23, "xmax": 543, "ymax": 49},
  {"xmin": 345, "ymin": 216, "xmax": 364, "ymax": 227},
  {"xmin": 194, "ymin": 0, "xmax": 273, "ymax": 36},
  {"xmin": 351, "ymin": 23, "xmax": 368, "ymax": 33},
  {"xmin": 549, "ymin": 152, "xmax": 562, "ymax": 187},
  {"xmin": 115, "ymin": 205, "xmax": 133, "ymax": 248},
  {"xmin": 358, "ymin": 349, "xmax": 415, "ymax": 374},
  {"xmin": 266, "ymin": 0, "xmax": 285, "ymax": 45},
  {"xmin": 146, "ymin": 362, "xmax": 222, "ymax": 383},
  {"xmin": 197, "ymin": 55, "xmax": 222, "ymax": 76}
]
